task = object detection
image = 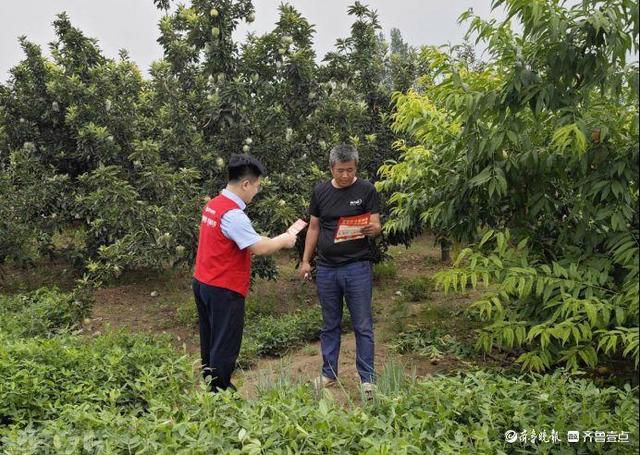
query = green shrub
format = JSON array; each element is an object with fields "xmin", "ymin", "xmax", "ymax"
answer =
[
  {"xmin": 373, "ymin": 261, "xmax": 397, "ymax": 281},
  {"xmin": 238, "ymin": 305, "xmax": 352, "ymax": 366},
  {"xmin": 0, "ymin": 288, "xmax": 88, "ymax": 338},
  {"xmin": 401, "ymin": 276, "xmax": 435, "ymax": 301},
  {"xmin": 0, "ymin": 331, "xmax": 193, "ymax": 426},
  {"xmin": 245, "ymin": 295, "xmax": 277, "ymax": 318},
  {"xmin": 244, "ymin": 306, "xmax": 323, "ymax": 357},
  {"xmin": 390, "ymin": 327, "xmax": 473, "ymax": 360},
  {"xmin": 50, "ymin": 227, "xmax": 87, "ymax": 266},
  {"xmin": 1, "ymin": 370, "xmax": 636, "ymax": 454}
]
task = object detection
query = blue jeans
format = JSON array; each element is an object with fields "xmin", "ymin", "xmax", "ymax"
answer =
[{"xmin": 316, "ymin": 260, "xmax": 375, "ymax": 383}]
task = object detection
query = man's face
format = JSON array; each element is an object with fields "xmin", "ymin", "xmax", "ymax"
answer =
[
  {"xmin": 241, "ymin": 176, "xmax": 261, "ymax": 203},
  {"xmin": 331, "ymin": 160, "xmax": 357, "ymax": 188}
]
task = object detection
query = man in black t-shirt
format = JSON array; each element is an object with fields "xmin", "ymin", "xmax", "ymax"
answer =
[{"xmin": 299, "ymin": 144, "xmax": 382, "ymax": 397}]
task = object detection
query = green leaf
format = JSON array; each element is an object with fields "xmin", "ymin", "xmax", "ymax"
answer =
[{"xmin": 479, "ymin": 230, "xmax": 495, "ymax": 247}]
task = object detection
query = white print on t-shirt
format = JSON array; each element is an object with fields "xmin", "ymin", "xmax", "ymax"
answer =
[
  {"xmin": 349, "ymin": 199, "xmax": 363, "ymax": 206},
  {"xmin": 201, "ymin": 215, "xmax": 217, "ymax": 228}
]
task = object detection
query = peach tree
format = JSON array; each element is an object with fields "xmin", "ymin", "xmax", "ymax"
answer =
[{"xmin": 378, "ymin": 0, "xmax": 639, "ymax": 371}]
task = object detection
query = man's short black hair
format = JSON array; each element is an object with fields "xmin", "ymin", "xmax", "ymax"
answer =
[{"xmin": 228, "ymin": 153, "xmax": 267, "ymax": 182}]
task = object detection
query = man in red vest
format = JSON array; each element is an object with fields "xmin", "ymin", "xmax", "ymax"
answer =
[{"xmin": 193, "ymin": 153, "xmax": 296, "ymax": 392}]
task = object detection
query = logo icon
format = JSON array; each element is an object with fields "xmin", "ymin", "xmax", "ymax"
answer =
[
  {"xmin": 505, "ymin": 430, "xmax": 518, "ymax": 443},
  {"xmin": 567, "ymin": 431, "xmax": 580, "ymax": 443}
]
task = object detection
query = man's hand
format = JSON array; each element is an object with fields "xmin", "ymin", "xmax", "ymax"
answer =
[
  {"xmin": 299, "ymin": 261, "xmax": 312, "ymax": 280},
  {"xmin": 281, "ymin": 232, "xmax": 297, "ymax": 248},
  {"xmin": 250, "ymin": 232, "xmax": 296, "ymax": 255},
  {"xmin": 361, "ymin": 222, "xmax": 381, "ymax": 237}
]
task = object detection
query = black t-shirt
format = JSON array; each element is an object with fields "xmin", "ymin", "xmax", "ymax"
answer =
[{"xmin": 309, "ymin": 178, "xmax": 380, "ymax": 266}]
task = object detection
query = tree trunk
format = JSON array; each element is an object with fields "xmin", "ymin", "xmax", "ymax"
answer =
[{"xmin": 440, "ymin": 238, "xmax": 452, "ymax": 263}]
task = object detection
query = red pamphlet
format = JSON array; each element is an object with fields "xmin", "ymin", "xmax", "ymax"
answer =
[
  {"xmin": 334, "ymin": 212, "xmax": 371, "ymax": 243},
  {"xmin": 287, "ymin": 219, "xmax": 308, "ymax": 236}
]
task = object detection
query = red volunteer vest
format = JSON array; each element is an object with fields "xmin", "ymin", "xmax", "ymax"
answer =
[{"xmin": 193, "ymin": 194, "xmax": 252, "ymax": 297}]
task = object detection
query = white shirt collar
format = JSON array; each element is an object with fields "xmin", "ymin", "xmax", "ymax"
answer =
[{"xmin": 221, "ymin": 188, "xmax": 247, "ymax": 211}]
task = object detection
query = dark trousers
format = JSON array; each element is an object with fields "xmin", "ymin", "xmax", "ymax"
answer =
[{"xmin": 192, "ymin": 278, "xmax": 245, "ymax": 392}]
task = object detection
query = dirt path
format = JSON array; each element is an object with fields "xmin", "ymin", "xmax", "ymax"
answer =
[
  {"xmin": 237, "ymin": 335, "xmax": 387, "ymax": 399},
  {"xmin": 236, "ymin": 333, "xmax": 455, "ymax": 404}
]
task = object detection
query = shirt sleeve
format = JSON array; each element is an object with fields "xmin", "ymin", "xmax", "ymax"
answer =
[
  {"xmin": 220, "ymin": 209, "xmax": 262, "ymax": 250},
  {"xmin": 309, "ymin": 185, "xmax": 320, "ymax": 218},
  {"xmin": 365, "ymin": 183, "xmax": 381, "ymax": 214}
]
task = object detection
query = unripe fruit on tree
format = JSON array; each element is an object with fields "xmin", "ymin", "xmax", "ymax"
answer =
[
  {"xmin": 211, "ymin": 27, "xmax": 220, "ymax": 38},
  {"xmin": 247, "ymin": 12, "xmax": 256, "ymax": 23},
  {"xmin": 210, "ymin": 8, "xmax": 219, "ymax": 17},
  {"xmin": 278, "ymin": 199, "xmax": 286, "ymax": 206},
  {"xmin": 175, "ymin": 245, "xmax": 185, "ymax": 255},
  {"xmin": 244, "ymin": 137, "xmax": 253, "ymax": 145},
  {"xmin": 216, "ymin": 157, "xmax": 225, "ymax": 167},
  {"xmin": 282, "ymin": 35, "xmax": 293, "ymax": 45},
  {"xmin": 278, "ymin": 48, "xmax": 286, "ymax": 55},
  {"xmin": 251, "ymin": 73, "xmax": 259, "ymax": 82},
  {"xmin": 243, "ymin": 144, "xmax": 250, "ymax": 152}
]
